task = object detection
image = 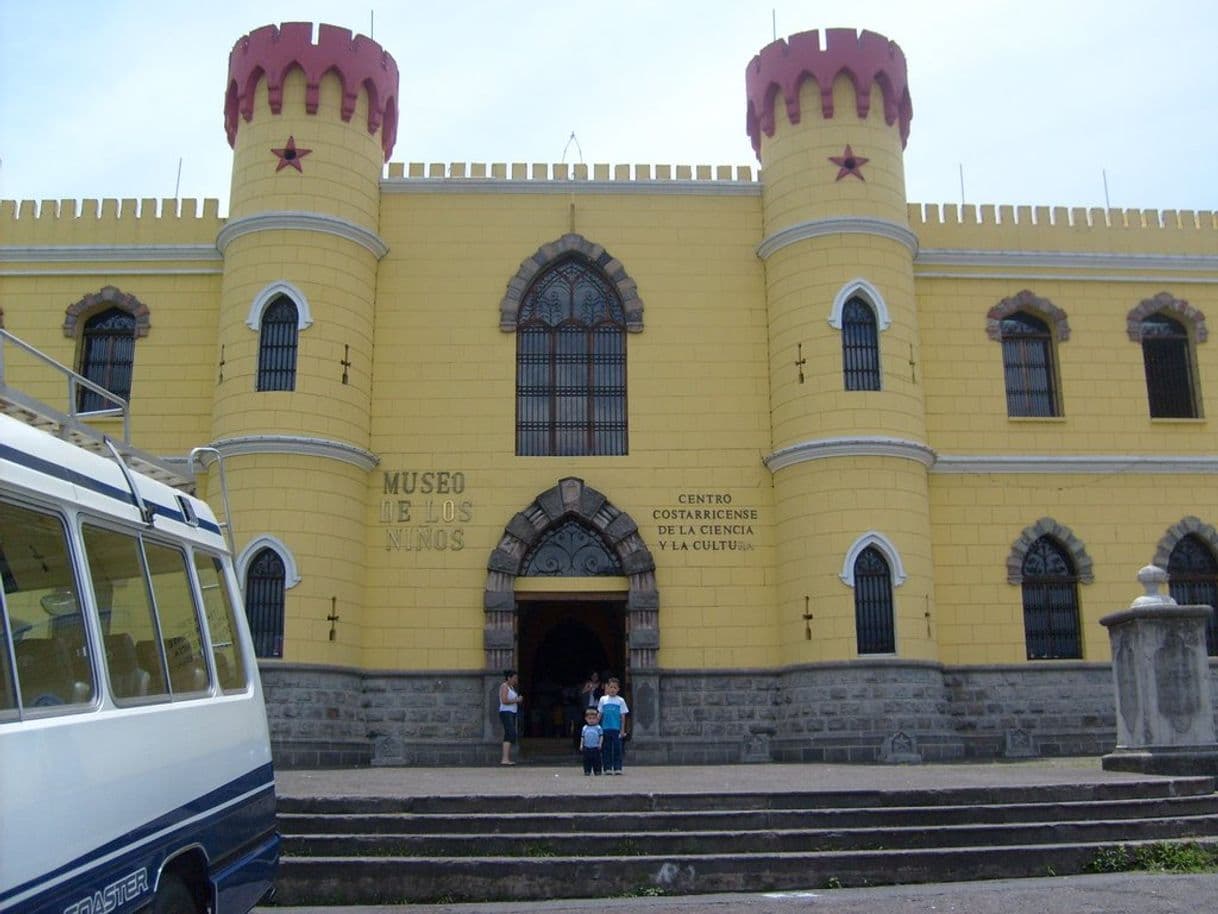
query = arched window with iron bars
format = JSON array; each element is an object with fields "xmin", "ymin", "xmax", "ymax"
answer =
[
  {"xmin": 78, "ymin": 308, "xmax": 136, "ymax": 412},
  {"xmin": 841, "ymin": 297, "xmax": 881, "ymax": 391},
  {"xmin": 854, "ymin": 546, "xmax": 895, "ymax": 654},
  {"xmin": 516, "ymin": 256, "xmax": 627, "ymax": 456},
  {"xmin": 1168, "ymin": 534, "xmax": 1218, "ymax": 655},
  {"xmin": 244, "ymin": 547, "xmax": 285, "ymax": 658},
  {"xmin": 1141, "ymin": 313, "xmax": 1199, "ymax": 418},
  {"xmin": 1000, "ymin": 312, "xmax": 1059, "ymax": 417},
  {"xmin": 1021, "ymin": 536, "xmax": 1081, "ymax": 659},
  {"xmin": 257, "ymin": 296, "xmax": 299, "ymax": 392}
]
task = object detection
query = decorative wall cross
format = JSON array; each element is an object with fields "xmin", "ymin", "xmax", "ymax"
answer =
[
  {"xmin": 217, "ymin": 344, "xmax": 226, "ymax": 384},
  {"xmin": 794, "ymin": 343, "xmax": 807, "ymax": 384},
  {"xmin": 340, "ymin": 344, "xmax": 352, "ymax": 385}
]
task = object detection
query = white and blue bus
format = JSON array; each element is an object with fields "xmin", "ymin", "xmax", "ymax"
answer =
[{"xmin": 0, "ymin": 402, "xmax": 278, "ymax": 913}]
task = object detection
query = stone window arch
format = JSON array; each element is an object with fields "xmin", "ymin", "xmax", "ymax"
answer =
[
  {"xmin": 1006, "ymin": 518, "xmax": 1093, "ymax": 585},
  {"xmin": 986, "ymin": 290, "xmax": 1070, "ymax": 343},
  {"xmin": 63, "ymin": 285, "xmax": 151, "ymax": 340},
  {"xmin": 1125, "ymin": 292, "xmax": 1207, "ymax": 343},
  {"xmin": 237, "ymin": 534, "xmax": 302, "ymax": 589},
  {"xmin": 829, "ymin": 278, "xmax": 891, "ymax": 331},
  {"xmin": 245, "ymin": 280, "xmax": 313, "ymax": 331},
  {"xmin": 840, "ymin": 531, "xmax": 907, "ymax": 587},
  {"xmin": 484, "ymin": 477, "xmax": 656, "ymax": 672},
  {"xmin": 499, "ymin": 233, "xmax": 644, "ymax": 332}
]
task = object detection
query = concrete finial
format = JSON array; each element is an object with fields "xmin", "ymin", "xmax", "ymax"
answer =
[{"xmin": 1131, "ymin": 564, "xmax": 1176, "ymax": 608}]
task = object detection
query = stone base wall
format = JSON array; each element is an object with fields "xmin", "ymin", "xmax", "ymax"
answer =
[
  {"xmin": 256, "ymin": 660, "xmax": 1218, "ymax": 768},
  {"xmin": 946, "ymin": 663, "xmax": 1118, "ymax": 759}
]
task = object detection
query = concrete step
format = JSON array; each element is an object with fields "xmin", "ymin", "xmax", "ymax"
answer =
[
  {"xmin": 274, "ymin": 839, "xmax": 1218, "ymax": 905},
  {"xmin": 276, "ymin": 777, "xmax": 1216, "ymax": 815},
  {"xmin": 272, "ymin": 778, "xmax": 1218, "ymax": 905},
  {"xmin": 278, "ymin": 794, "xmax": 1218, "ymax": 835},
  {"xmin": 282, "ymin": 812, "xmax": 1218, "ymax": 858}
]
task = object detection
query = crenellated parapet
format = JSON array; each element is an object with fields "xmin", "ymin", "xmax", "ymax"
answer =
[
  {"xmin": 0, "ymin": 198, "xmax": 224, "ymax": 247},
  {"xmin": 745, "ymin": 28, "xmax": 912, "ymax": 158},
  {"xmin": 225, "ymin": 22, "xmax": 399, "ymax": 162}
]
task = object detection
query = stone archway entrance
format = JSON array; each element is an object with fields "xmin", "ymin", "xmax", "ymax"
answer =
[{"xmin": 483, "ymin": 477, "xmax": 660, "ymax": 746}]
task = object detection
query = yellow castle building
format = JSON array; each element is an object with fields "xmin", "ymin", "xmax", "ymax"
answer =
[{"xmin": 2, "ymin": 22, "xmax": 1216, "ymax": 766}]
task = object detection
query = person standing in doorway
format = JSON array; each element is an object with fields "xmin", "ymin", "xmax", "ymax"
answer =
[
  {"xmin": 597, "ymin": 677, "xmax": 629, "ymax": 774},
  {"xmin": 498, "ymin": 669, "xmax": 523, "ymax": 766},
  {"xmin": 580, "ymin": 707, "xmax": 604, "ymax": 775},
  {"xmin": 581, "ymin": 671, "xmax": 601, "ymax": 711}
]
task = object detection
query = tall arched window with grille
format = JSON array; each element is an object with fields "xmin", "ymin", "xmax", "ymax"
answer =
[
  {"xmin": 1000, "ymin": 312, "xmax": 1059, "ymax": 417},
  {"xmin": 257, "ymin": 296, "xmax": 299, "ymax": 392},
  {"xmin": 842, "ymin": 297, "xmax": 881, "ymax": 391},
  {"xmin": 1021, "ymin": 536, "xmax": 1081, "ymax": 659},
  {"xmin": 516, "ymin": 256, "xmax": 627, "ymax": 456},
  {"xmin": 1168, "ymin": 534, "xmax": 1218, "ymax": 655},
  {"xmin": 78, "ymin": 308, "xmax": 136, "ymax": 412},
  {"xmin": 244, "ymin": 547, "xmax": 285, "ymax": 658},
  {"xmin": 1141, "ymin": 313, "xmax": 1199, "ymax": 418},
  {"xmin": 854, "ymin": 546, "xmax": 895, "ymax": 654}
]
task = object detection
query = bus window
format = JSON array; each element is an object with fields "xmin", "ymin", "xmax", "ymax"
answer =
[
  {"xmin": 1, "ymin": 500, "xmax": 95, "ymax": 711},
  {"xmin": 194, "ymin": 552, "xmax": 249, "ymax": 692},
  {"xmin": 81, "ymin": 523, "xmax": 170, "ymax": 700},
  {"xmin": 144, "ymin": 540, "xmax": 210, "ymax": 695}
]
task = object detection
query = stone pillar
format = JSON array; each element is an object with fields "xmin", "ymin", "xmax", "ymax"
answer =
[{"xmin": 1100, "ymin": 565, "xmax": 1218, "ymax": 775}]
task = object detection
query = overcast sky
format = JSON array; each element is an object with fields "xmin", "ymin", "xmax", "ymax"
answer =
[{"xmin": 2, "ymin": 0, "xmax": 1216, "ymax": 216}]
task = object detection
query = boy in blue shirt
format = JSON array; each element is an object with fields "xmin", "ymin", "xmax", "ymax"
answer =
[
  {"xmin": 580, "ymin": 707, "xmax": 603, "ymax": 775},
  {"xmin": 596, "ymin": 677, "xmax": 630, "ymax": 774}
]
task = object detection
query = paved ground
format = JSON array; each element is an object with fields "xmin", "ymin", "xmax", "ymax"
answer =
[
  {"xmin": 262, "ymin": 873, "xmax": 1218, "ymax": 913},
  {"xmin": 264, "ymin": 759, "xmax": 1218, "ymax": 913},
  {"xmin": 273, "ymin": 756, "xmax": 1173, "ymax": 801}
]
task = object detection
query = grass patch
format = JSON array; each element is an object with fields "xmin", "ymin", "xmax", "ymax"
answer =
[{"xmin": 1086, "ymin": 842, "xmax": 1218, "ymax": 874}]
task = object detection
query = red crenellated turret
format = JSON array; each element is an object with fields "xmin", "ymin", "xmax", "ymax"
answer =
[
  {"xmin": 224, "ymin": 22, "xmax": 400, "ymax": 162},
  {"xmin": 745, "ymin": 28, "xmax": 912, "ymax": 159}
]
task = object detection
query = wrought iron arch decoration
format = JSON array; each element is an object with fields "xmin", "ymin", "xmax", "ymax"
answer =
[
  {"xmin": 985, "ymin": 289, "xmax": 1069, "ymax": 342},
  {"xmin": 1006, "ymin": 517, "xmax": 1094, "ymax": 585},
  {"xmin": 483, "ymin": 477, "xmax": 658, "ymax": 672},
  {"xmin": 63, "ymin": 286, "xmax": 151, "ymax": 339},
  {"xmin": 499, "ymin": 233, "xmax": 644, "ymax": 332},
  {"xmin": 1152, "ymin": 516, "xmax": 1218, "ymax": 569},
  {"xmin": 1126, "ymin": 292, "xmax": 1207, "ymax": 343}
]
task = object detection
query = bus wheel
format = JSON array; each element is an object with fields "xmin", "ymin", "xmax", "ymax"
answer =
[{"xmin": 151, "ymin": 873, "xmax": 199, "ymax": 914}]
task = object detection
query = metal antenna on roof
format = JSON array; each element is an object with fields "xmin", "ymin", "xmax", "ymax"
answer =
[
  {"xmin": 174, "ymin": 157, "xmax": 182, "ymax": 201},
  {"xmin": 772, "ymin": 9, "xmax": 777, "ymax": 42},
  {"xmin": 1102, "ymin": 169, "xmax": 1111, "ymax": 209},
  {"xmin": 561, "ymin": 132, "xmax": 584, "ymax": 165},
  {"xmin": 370, "ymin": 10, "xmax": 375, "ymax": 38}
]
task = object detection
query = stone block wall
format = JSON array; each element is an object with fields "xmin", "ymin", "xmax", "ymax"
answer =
[
  {"xmin": 945, "ymin": 663, "xmax": 1118, "ymax": 758},
  {"xmin": 257, "ymin": 660, "xmax": 1218, "ymax": 768}
]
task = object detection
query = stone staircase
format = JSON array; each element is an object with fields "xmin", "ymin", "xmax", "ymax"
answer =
[{"xmin": 272, "ymin": 777, "xmax": 1218, "ymax": 905}]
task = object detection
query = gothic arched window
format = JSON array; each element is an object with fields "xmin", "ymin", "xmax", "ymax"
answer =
[
  {"xmin": 516, "ymin": 256, "xmax": 627, "ymax": 455},
  {"xmin": 1141, "ymin": 313, "xmax": 1199, "ymax": 418},
  {"xmin": 1021, "ymin": 536, "xmax": 1081, "ymax": 659},
  {"xmin": 854, "ymin": 546, "xmax": 895, "ymax": 654},
  {"xmin": 1168, "ymin": 534, "xmax": 1218, "ymax": 655},
  {"xmin": 1000, "ymin": 312, "xmax": 1059, "ymax": 417},
  {"xmin": 78, "ymin": 308, "xmax": 136, "ymax": 412},
  {"xmin": 842, "ymin": 297, "xmax": 881, "ymax": 391},
  {"xmin": 244, "ymin": 547, "xmax": 285, "ymax": 658},
  {"xmin": 257, "ymin": 296, "xmax": 299, "ymax": 392}
]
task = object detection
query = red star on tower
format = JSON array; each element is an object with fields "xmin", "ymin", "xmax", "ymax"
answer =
[
  {"xmin": 271, "ymin": 136, "xmax": 312, "ymax": 172},
  {"xmin": 829, "ymin": 145, "xmax": 869, "ymax": 181}
]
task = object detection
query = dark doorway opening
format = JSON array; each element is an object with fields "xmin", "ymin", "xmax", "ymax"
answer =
[{"xmin": 517, "ymin": 597, "xmax": 626, "ymax": 744}]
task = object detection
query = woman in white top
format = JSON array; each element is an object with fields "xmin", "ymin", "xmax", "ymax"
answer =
[{"xmin": 498, "ymin": 669, "xmax": 523, "ymax": 765}]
